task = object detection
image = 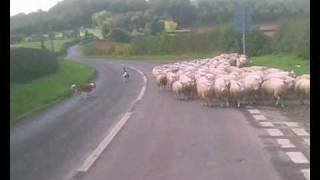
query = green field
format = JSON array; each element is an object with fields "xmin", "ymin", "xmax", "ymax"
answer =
[
  {"xmin": 249, "ymin": 54, "xmax": 309, "ymax": 75},
  {"xmin": 84, "ymin": 53, "xmax": 216, "ymax": 61},
  {"xmin": 10, "ymin": 59, "xmax": 96, "ymax": 124},
  {"xmin": 11, "ymin": 39, "xmax": 73, "ymax": 52}
]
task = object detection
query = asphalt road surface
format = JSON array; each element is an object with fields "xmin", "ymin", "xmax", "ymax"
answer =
[{"xmin": 10, "ymin": 46, "xmax": 303, "ymax": 180}]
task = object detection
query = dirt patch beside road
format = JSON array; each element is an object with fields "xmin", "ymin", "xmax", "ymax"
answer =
[{"xmin": 279, "ymin": 105, "xmax": 310, "ymax": 131}]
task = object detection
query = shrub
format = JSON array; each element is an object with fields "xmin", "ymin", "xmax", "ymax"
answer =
[
  {"xmin": 107, "ymin": 28, "xmax": 131, "ymax": 43},
  {"xmin": 272, "ymin": 17, "xmax": 310, "ymax": 59},
  {"xmin": 10, "ymin": 35, "xmax": 24, "ymax": 44},
  {"xmin": 10, "ymin": 48, "xmax": 59, "ymax": 83},
  {"xmin": 245, "ymin": 30, "xmax": 272, "ymax": 56}
]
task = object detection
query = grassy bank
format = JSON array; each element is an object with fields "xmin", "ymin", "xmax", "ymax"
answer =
[
  {"xmin": 10, "ymin": 59, "xmax": 96, "ymax": 125},
  {"xmin": 249, "ymin": 54, "xmax": 309, "ymax": 75},
  {"xmin": 10, "ymin": 39, "xmax": 73, "ymax": 53},
  {"xmin": 84, "ymin": 53, "xmax": 216, "ymax": 61}
]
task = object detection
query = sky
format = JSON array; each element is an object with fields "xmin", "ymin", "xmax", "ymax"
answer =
[{"xmin": 10, "ymin": 0, "xmax": 61, "ymax": 16}]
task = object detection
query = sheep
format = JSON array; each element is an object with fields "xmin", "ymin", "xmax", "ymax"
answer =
[
  {"xmin": 241, "ymin": 75, "xmax": 262, "ymax": 104},
  {"xmin": 196, "ymin": 77, "xmax": 215, "ymax": 106},
  {"xmin": 213, "ymin": 77, "xmax": 231, "ymax": 107},
  {"xmin": 296, "ymin": 74, "xmax": 310, "ymax": 81},
  {"xmin": 261, "ymin": 78, "xmax": 291, "ymax": 107},
  {"xmin": 228, "ymin": 80, "xmax": 245, "ymax": 108},
  {"xmin": 155, "ymin": 73, "xmax": 167, "ymax": 89},
  {"xmin": 166, "ymin": 71, "xmax": 179, "ymax": 90},
  {"xmin": 152, "ymin": 53, "xmax": 306, "ymax": 108},
  {"xmin": 294, "ymin": 78, "xmax": 310, "ymax": 104}
]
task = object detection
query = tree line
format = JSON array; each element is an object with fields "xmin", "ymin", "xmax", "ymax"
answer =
[{"xmin": 11, "ymin": 0, "xmax": 309, "ymax": 36}]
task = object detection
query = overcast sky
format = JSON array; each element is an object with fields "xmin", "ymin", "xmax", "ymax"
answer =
[{"xmin": 11, "ymin": 0, "xmax": 61, "ymax": 16}]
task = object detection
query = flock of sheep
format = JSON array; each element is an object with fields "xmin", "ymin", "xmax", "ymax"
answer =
[{"xmin": 152, "ymin": 53, "xmax": 310, "ymax": 108}]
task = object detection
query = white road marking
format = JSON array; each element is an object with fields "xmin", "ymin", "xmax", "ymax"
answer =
[
  {"xmin": 137, "ymin": 86, "xmax": 146, "ymax": 101},
  {"xmin": 78, "ymin": 112, "xmax": 132, "ymax": 172},
  {"xmin": 301, "ymin": 169, "xmax": 310, "ymax": 180},
  {"xmin": 286, "ymin": 152, "xmax": 309, "ymax": 164},
  {"xmin": 253, "ymin": 115, "xmax": 267, "ymax": 121},
  {"xmin": 248, "ymin": 109, "xmax": 261, "ymax": 114},
  {"xmin": 259, "ymin": 121, "xmax": 274, "ymax": 127},
  {"xmin": 76, "ymin": 65, "xmax": 147, "ymax": 173},
  {"xmin": 303, "ymin": 138, "xmax": 310, "ymax": 146},
  {"xmin": 292, "ymin": 128, "xmax": 310, "ymax": 136},
  {"xmin": 266, "ymin": 129, "xmax": 284, "ymax": 136},
  {"xmin": 277, "ymin": 122, "xmax": 300, "ymax": 127},
  {"xmin": 276, "ymin": 139, "xmax": 295, "ymax": 148}
]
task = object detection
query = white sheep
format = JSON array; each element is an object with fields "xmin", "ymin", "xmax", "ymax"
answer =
[
  {"xmin": 294, "ymin": 78, "xmax": 310, "ymax": 104},
  {"xmin": 213, "ymin": 77, "xmax": 231, "ymax": 107},
  {"xmin": 261, "ymin": 78, "xmax": 291, "ymax": 107},
  {"xmin": 228, "ymin": 80, "xmax": 245, "ymax": 108}
]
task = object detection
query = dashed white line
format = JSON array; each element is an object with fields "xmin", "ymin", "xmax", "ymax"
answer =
[
  {"xmin": 277, "ymin": 122, "xmax": 300, "ymax": 127},
  {"xmin": 259, "ymin": 121, "xmax": 274, "ymax": 127},
  {"xmin": 266, "ymin": 129, "xmax": 284, "ymax": 136},
  {"xmin": 286, "ymin": 152, "xmax": 309, "ymax": 164},
  {"xmin": 292, "ymin": 128, "xmax": 310, "ymax": 136},
  {"xmin": 303, "ymin": 138, "xmax": 310, "ymax": 146},
  {"xmin": 248, "ymin": 109, "xmax": 261, "ymax": 114},
  {"xmin": 301, "ymin": 169, "xmax": 310, "ymax": 180},
  {"xmin": 253, "ymin": 114, "xmax": 267, "ymax": 121},
  {"xmin": 276, "ymin": 139, "xmax": 295, "ymax": 148}
]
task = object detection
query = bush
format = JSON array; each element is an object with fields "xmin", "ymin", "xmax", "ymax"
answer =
[
  {"xmin": 245, "ymin": 30, "xmax": 272, "ymax": 56},
  {"xmin": 272, "ymin": 17, "xmax": 310, "ymax": 59},
  {"xmin": 10, "ymin": 48, "xmax": 59, "ymax": 83},
  {"xmin": 10, "ymin": 35, "xmax": 25, "ymax": 44},
  {"xmin": 107, "ymin": 29, "xmax": 131, "ymax": 43}
]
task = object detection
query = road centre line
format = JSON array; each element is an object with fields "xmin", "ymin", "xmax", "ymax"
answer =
[{"xmin": 76, "ymin": 65, "xmax": 147, "ymax": 173}]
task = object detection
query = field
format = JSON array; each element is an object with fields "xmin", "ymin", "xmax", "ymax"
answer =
[
  {"xmin": 10, "ymin": 39, "xmax": 73, "ymax": 53},
  {"xmin": 249, "ymin": 54, "xmax": 309, "ymax": 75},
  {"xmin": 80, "ymin": 41, "xmax": 217, "ymax": 61},
  {"xmin": 10, "ymin": 59, "xmax": 96, "ymax": 124},
  {"xmin": 80, "ymin": 28, "xmax": 103, "ymax": 39}
]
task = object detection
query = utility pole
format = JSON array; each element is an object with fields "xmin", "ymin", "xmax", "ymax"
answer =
[
  {"xmin": 242, "ymin": 6, "xmax": 246, "ymax": 55},
  {"xmin": 234, "ymin": 4, "xmax": 251, "ymax": 56}
]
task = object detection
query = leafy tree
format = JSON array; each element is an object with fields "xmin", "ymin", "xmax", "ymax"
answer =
[{"xmin": 164, "ymin": 20, "xmax": 177, "ymax": 33}]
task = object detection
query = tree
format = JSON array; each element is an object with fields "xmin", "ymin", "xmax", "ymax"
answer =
[{"xmin": 164, "ymin": 20, "xmax": 177, "ymax": 33}]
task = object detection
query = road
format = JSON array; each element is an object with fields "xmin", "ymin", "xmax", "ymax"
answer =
[{"xmin": 10, "ymin": 46, "xmax": 306, "ymax": 180}]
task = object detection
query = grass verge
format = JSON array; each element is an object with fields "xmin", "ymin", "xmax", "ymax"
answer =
[
  {"xmin": 249, "ymin": 54, "xmax": 309, "ymax": 75},
  {"xmin": 84, "ymin": 53, "xmax": 216, "ymax": 61},
  {"xmin": 10, "ymin": 58, "xmax": 96, "ymax": 125}
]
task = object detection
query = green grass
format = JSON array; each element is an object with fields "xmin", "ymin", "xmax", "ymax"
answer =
[
  {"xmin": 10, "ymin": 39, "xmax": 73, "ymax": 53},
  {"xmin": 84, "ymin": 53, "xmax": 216, "ymax": 61},
  {"xmin": 80, "ymin": 41, "xmax": 218, "ymax": 61},
  {"xmin": 10, "ymin": 59, "xmax": 96, "ymax": 125},
  {"xmin": 249, "ymin": 54, "xmax": 309, "ymax": 75}
]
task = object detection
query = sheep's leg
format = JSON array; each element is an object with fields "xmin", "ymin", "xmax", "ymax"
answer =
[
  {"xmin": 237, "ymin": 100, "xmax": 241, "ymax": 108},
  {"xmin": 275, "ymin": 96, "xmax": 280, "ymax": 106},
  {"xmin": 225, "ymin": 97, "xmax": 230, "ymax": 107}
]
